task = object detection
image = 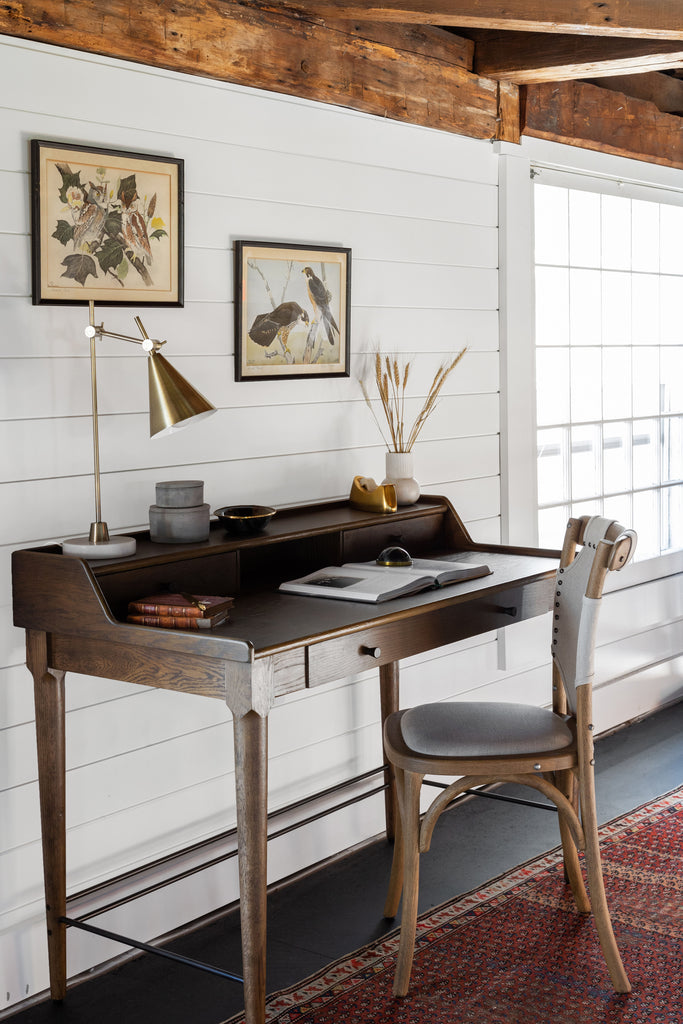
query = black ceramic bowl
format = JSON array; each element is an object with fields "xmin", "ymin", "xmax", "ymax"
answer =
[{"xmin": 214, "ymin": 504, "xmax": 276, "ymax": 535}]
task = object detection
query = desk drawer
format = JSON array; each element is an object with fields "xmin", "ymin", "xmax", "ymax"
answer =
[
  {"xmin": 307, "ymin": 623, "xmax": 404, "ymax": 687},
  {"xmin": 305, "ymin": 583, "xmax": 551, "ymax": 689}
]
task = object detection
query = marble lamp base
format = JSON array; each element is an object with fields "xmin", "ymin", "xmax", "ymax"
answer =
[{"xmin": 62, "ymin": 534, "xmax": 136, "ymax": 558}]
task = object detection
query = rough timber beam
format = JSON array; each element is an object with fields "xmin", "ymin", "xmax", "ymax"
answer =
[
  {"xmin": 589, "ymin": 71, "xmax": 683, "ymax": 114},
  {"xmin": 303, "ymin": 1, "xmax": 683, "ymax": 40},
  {"xmin": 470, "ymin": 31, "xmax": 683, "ymax": 83},
  {"xmin": 0, "ymin": 0, "xmax": 515, "ymax": 141},
  {"xmin": 523, "ymin": 80, "xmax": 683, "ymax": 170}
]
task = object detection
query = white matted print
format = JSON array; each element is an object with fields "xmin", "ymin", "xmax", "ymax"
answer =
[{"xmin": 235, "ymin": 241, "xmax": 351, "ymax": 380}]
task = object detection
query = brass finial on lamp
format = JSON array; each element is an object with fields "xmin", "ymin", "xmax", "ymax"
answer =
[{"xmin": 62, "ymin": 301, "xmax": 216, "ymax": 559}]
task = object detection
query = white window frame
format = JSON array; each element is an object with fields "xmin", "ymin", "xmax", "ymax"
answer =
[{"xmin": 497, "ymin": 137, "xmax": 683, "ymax": 588}]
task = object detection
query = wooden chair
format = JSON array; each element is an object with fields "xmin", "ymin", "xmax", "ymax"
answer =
[{"xmin": 383, "ymin": 515, "xmax": 637, "ymax": 997}]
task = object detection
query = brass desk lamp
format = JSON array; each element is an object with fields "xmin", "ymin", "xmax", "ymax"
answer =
[{"xmin": 62, "ymin": 301, "xmax": 215, "ymax": 559}]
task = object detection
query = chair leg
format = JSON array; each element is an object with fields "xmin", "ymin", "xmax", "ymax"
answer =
[
  {"xmin": 579, "ymin": 765, "xmax": 631, "ymax": 993},
  {"xmin": 384, "ymin": 806, "xmax": 404, "ymax": 919},
  {"xmin": 557, "ymin": 769, "xmax": 590, "ymax": 913},
  {"xmin": 393, "ymin": 768, "xmax": 423, "ymax": 997}
]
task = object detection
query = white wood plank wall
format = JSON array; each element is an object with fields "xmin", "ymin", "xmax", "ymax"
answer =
[{"xmin": 0, "ymin": 36, "xmax": 680, "ymax": 1014}]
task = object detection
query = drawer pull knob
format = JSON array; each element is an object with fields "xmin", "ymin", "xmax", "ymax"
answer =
[
  {"xmin": 497, "ymin": 606, "xmax": 517, "ymax": 617},
  {"xmin": 361, "ymin": 645, "xmax": 382, "ymax": 659}
]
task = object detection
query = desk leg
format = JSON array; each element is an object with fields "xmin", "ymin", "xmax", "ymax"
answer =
[
  {"xmin": 233, "ymin": 710, "xmax": 268, "ymax": 1024},
  {"xmin": 28, "ymin": 631, "xmax": 67, "ymax": 1001},
  {"xmin": 379, "ymin": 661, "xmax": 400, "ymax": 841}
]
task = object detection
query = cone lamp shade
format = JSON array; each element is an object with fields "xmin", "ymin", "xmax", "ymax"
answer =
[
  {"xmin": 62, "ymin": 303, "xmax": 216, "ymax": 559},
  {"xmin": 148, "ymin": 350, "xmax": 216, "ymax": 437}
]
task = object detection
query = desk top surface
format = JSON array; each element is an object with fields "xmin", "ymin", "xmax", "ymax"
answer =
[{"xmin": 13, "ymin": 496, "xmax": 559, "ymax": 663}]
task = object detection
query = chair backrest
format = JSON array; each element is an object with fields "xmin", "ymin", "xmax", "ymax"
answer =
[{"xmin": 552, "ymin": 516, "xmax": 636, "ymax": 714}]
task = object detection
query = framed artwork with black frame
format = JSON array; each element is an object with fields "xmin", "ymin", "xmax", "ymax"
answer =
[
  {"xmin": 235, "ymin": 240, "xmax": 351, "ymax": 380},
  {"xmin": 30, "ymin": 139, "xmax": 183, "ymax": 306}
]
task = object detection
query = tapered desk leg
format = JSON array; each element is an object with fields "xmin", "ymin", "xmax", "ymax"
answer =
[
  {"xmin": 379, "ymin": 661, "xmax": 400, "ymax": 841},
  {"xmin": 28, "ymin": 631, "xmax": 67, "ymax": 1001},
  {"xmin": 233, "ymin": 710, "xmax": 268, "ymax": 1024}
]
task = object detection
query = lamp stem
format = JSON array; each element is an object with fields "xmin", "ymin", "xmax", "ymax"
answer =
[{"xmin": 88, "ymin": 300, "xmax": 109, "ymax": 544}]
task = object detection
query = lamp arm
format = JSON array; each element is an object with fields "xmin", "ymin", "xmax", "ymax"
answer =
[{"xmin": 86, "ymin": 325, "xmax": 166, "ymax": 352}]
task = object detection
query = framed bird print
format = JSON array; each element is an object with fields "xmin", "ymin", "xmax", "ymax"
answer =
[
  {"xmin": 30, "ymin": 140, "xmax": 183, "ymax": 305},
  {"xmin": 235, "ymin": 240, "xmax": 351, "ymax": 380}
]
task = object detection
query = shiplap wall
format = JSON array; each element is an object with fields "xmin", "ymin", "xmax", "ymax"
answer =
[{"xmin": 1, "ymin": 35, "xmax": 681, "ymax": 1014}]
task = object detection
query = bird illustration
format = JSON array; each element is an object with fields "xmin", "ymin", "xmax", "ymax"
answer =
[
  {"xmin": 72, "ymin": 182, "xmax": 107, "ymax": 252},
  {"xmin": 248, "ymin": 302, "xmax": 309, "ymax": 356},
  {"xmin": 302, "ymin": 267, "xmax": 339, "ymax": 346},
  {"xmin": 120, "ymin": 194, "xmax": 153, "ymax": 266}
]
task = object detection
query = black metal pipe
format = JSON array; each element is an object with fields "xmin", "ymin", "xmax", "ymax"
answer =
[
  {"xmin": 422, "ymin": 779, "xmax": 558, "ymax": 812},
  {"xmin": 59, "ymin": 917, "xmax": 243, "ymax": 984},
  {"xmin": 69, "ymin": 779, "xmax": 389, "ymax": 923}
]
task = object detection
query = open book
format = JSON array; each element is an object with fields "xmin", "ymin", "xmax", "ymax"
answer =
[{"xmin": 279, "ymin": 557, "xmax": 491, "ymax": 604}]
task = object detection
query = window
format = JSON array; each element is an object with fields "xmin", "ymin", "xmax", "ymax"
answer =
[{"xmin": 533, "ymin": 175, "xmax": 683, "ymax": 559}]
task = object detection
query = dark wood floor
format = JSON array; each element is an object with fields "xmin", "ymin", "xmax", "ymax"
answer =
[{"xmin": 7, "ymin": 701, "xmax": 682, "ymax": 1024}]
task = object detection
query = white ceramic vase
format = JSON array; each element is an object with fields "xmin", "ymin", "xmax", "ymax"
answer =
[{"xmin": 383, "ymin": 450, "xmax": 420, "ymax": 506}]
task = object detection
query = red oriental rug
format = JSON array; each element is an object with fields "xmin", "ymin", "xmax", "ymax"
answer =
[{"xmin": 225, "ymin": 788, "xmax": 682, "ymax": 1024}]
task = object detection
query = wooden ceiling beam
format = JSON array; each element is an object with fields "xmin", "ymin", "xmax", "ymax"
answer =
[
  {"xmin": 470, "ymin": 31, "xmax": 683, "ymax": 83},
  {"xmin": 0, "ymin": 0, "xmax": 509, "ymax": 141},
  {"xmin": 587, "ymin": 71, "xmax": 683, "ymax": 114},
  {"xmin": 302, "ymin": 1, "xmax": 683, "ymax": 40},
  {"xmin": 522, "ymin": 80, "xmax": 683, "ymax": 170}
]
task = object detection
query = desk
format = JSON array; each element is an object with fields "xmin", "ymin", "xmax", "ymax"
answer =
[{"xmin": 12, "ymin": 496, "xmax": 558, "ymax": 1023}]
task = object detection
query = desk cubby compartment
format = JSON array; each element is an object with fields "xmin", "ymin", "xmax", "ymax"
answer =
[
  {"xmin": 97, "ymin": 551, "xmax": 239, "ymax": 622},
  {"xmin": 238, "ymin": 533, "xmax": 342, "ymax": 593},
  {"xmin": 341, "ymin": 510, "xmax": 446, "ymax": 564}
]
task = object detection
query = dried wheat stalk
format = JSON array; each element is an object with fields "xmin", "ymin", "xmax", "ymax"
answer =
[{"xmin": 360, "ymin": 347, "xmax": 467, "ymax": 452}]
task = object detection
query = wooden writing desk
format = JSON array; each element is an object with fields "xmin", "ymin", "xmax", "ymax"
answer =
[{"xmin": 12, "ymin": 496, "xmax": 558, "ymax": 1023}]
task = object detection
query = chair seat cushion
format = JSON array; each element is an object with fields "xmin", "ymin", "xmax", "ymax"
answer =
[{"xmin": 400, "ymin": 701, "xmax": 574, "ymax": 758}]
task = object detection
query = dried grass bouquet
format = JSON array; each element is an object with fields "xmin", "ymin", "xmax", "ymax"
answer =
[{"xmin": 360, "ymin": 348, "xmax": 467, "ymax": 453}]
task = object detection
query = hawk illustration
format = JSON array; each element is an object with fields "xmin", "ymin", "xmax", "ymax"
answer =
[
  {"xmin": 302, "ymin": 267, "xmax": 339, "ymax": 346},
  {"xmin": 248, "ymin": 302, "xmax": 309, "ymax": 356}
]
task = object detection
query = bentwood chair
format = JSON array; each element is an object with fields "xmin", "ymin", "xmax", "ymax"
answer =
[{"xmin": 383, "ymin": 515, "xmax": 637, "ymax": 996}]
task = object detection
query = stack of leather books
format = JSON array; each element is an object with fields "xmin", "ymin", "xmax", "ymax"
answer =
[{"xmin": 127, "ymin": 593, "xmax": 234, "ymax": 629}]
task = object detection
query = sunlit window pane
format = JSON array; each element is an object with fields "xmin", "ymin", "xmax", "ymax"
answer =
[
  {"xmin": 659, "ymin": 276, "xmax": 683, "ymax": 345},
  {"xmin": 632, "ymin": 419, "xmax": 659, "ymax": 489},
  {"xmin": 537, "ymin": 427, "xmax": 568, "ymax": 506},
  {"xmin": 602, "ymin": 272, "xmax": 631, "ymax": 345},
  {"xmin": 603, "ymin": 421, "xmax": 630, "ymax": 495},
  {"xmin": 662, "ymin": 485, "xmax": 683, "ymax": 552},
  {"xmin": 538, "ymin": 505, "xmax": 570, "ymax": 549},
  {"xmin": 536, "ymin": 348, "xmax": 570, "ymax": 425},
  {"xmin": 661, "ymin": 416, "xmax": 683, "ymax": 483},
  {"xmin": 633, "ymin": 489, "xmax": 660, "ymax": 558},
  {"xmin": 660, "ymin": 205, "xmax": 683, "ymax": 275},
  {"xmin": 632, "ymin": 274, "xmax": 659, "ymax": 345},
  {"xmin": 570, "ymin": 269, "xmax": 601, "ymax": 345},
  {"xmin": 569, "ymin": 190, "xmax": 600, "ymax": 267},
  {"xmin": 660, "ymin": 349, "xmax": 683, "ymax": 413},
  {"xmin": 571, "ymin": 499, "xmax": 601, "ymax": 520},
  {"xmin": 571, "ymin": 423, "xmax": 601, "ymax": 499},
  {"xmin": 535, "ymin": 179, "xmax": 681, "ymax": 559},
  {"xmin": 571, "ymin": 349, "xmax": 602, "ymax": 422},
  {"xmin": 601, "ymin": 194, "xmax": 631, "ymax": 270},
  {"xmin": 535, "ymin": 267, "xmax": 570, "ymax": 345},
  {"xmin": 535, "ymin": 184, "xmax": 569, "ymax": 265},
  {"xmin": 604, "ymin": 493, "xmax": 632, "ymax": 525},
  {"xmin": 631, "ymin": 348, "xmax": 660, "ymax": 417},
  {"xmin": 632, "ymin": 200, "xmax": 659, "ymax": 273},
  {"xmin": 602, "ymin": 348, "xmax": 632, "ymax": 420}
]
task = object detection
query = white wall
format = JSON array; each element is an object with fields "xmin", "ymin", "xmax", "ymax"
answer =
[{"xmin": 0, "ymin": 36, "xmax": 680, "ymax": 1014}]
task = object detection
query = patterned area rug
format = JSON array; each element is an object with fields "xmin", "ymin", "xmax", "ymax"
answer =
[{"xmin": 226, "ymin": 788, "xmax": 682, "ymax": 1024}]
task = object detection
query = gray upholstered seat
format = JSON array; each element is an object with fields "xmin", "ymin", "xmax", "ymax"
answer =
[{"xmin": 401, "ymin": 701, "xmax": 574, "ymax": 758}]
